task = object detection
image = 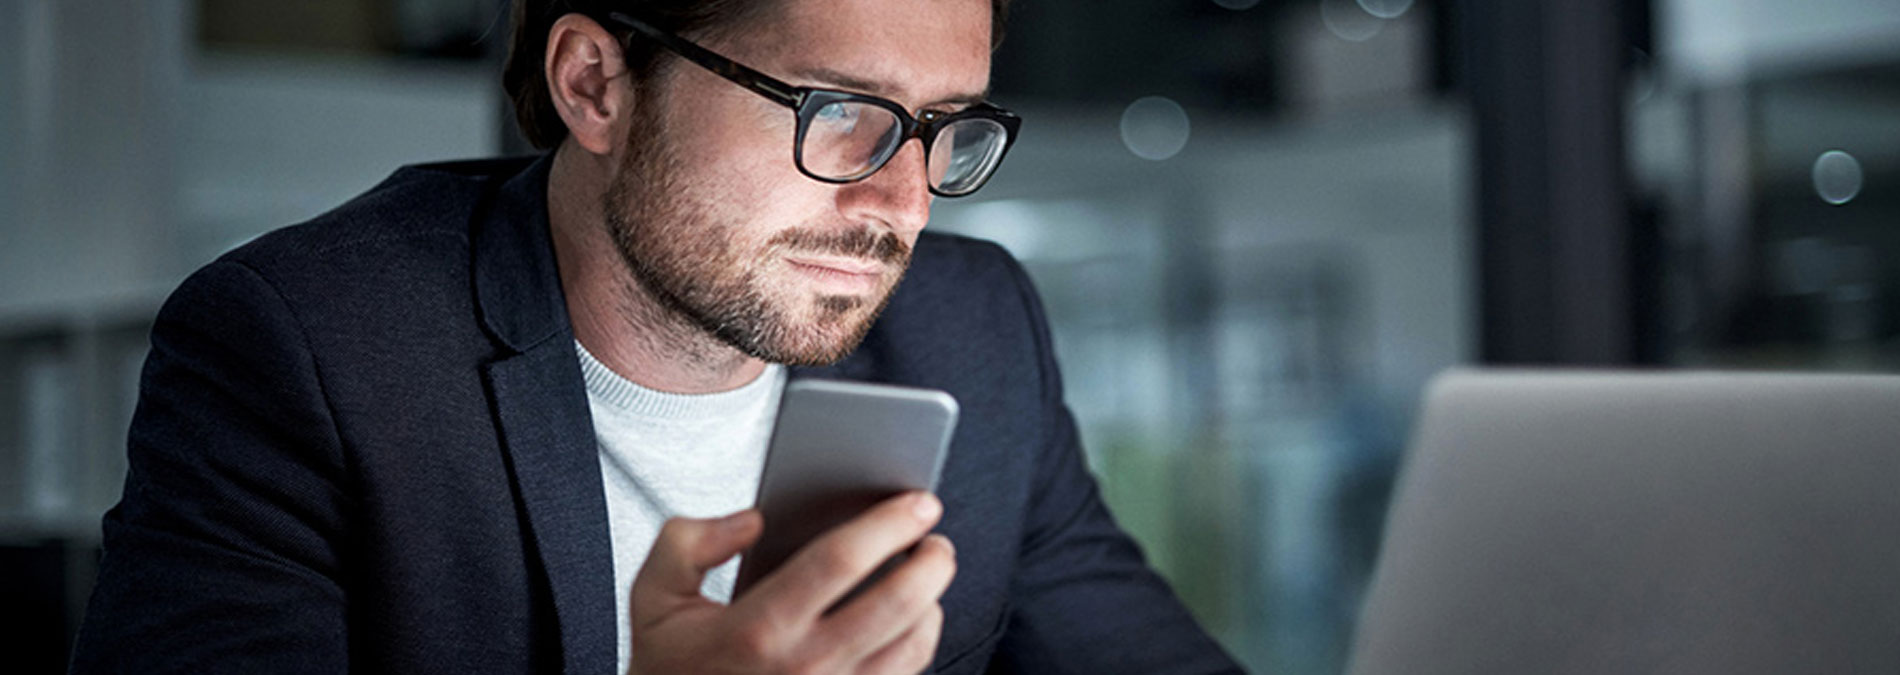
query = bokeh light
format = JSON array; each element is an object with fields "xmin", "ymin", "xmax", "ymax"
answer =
[
  {"xmin": 1321, "ymin": 0, "xmax": 1384, "ymax": 42},
  {"xmin": 1120, "ymin": 96, "xmax": 1192, "ymax": 161},
  {"xmin": 1355, "ymin": 0, "xmax": 1415, "ymax": 19},
  {"xmin": 1812, "ymin": 150, "xmax": 1864, "ymax": 206}
]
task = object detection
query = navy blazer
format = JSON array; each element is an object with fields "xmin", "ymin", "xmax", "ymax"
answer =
[{"xmin": 71, "ymin": 155, "xmax": 1241, "ymax": 674}]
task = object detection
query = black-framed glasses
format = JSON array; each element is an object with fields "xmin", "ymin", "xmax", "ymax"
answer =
[{"xmin": 602, "ymin": 12, "xmax": 1021, "ymax": 198}]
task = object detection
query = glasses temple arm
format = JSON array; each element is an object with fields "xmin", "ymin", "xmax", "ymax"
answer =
[{"xmin": 607, "ymin": 12, "xmax": 804, "ymax": 109}]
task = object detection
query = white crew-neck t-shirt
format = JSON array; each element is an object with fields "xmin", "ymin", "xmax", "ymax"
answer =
[{"xmin": 575, "ymin": 341, "xmax": 785, "ymax": 673}]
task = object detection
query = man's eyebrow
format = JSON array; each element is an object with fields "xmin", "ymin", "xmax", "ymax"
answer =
[{"xmin": 790, "ymin": 66, "xmax": 990, "ymax": 108}]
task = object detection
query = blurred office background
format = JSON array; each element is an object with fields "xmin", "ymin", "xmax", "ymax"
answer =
[{"xmin": 1, "ymin": 0, "xmax": 1896, "ymax": 672}]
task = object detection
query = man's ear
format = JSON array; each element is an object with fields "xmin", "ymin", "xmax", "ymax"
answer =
[{"xmin": 545, "ymin": 14, "xmax": 632, "ymax": 156}]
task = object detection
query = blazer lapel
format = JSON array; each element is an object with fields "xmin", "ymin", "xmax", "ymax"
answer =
[
  {"xmin": 485, "ymin": 345, "xmax": 615, "ymax": 675},
  {"xmin": 473, "ymin": 154, "xmax": 615, "ymax": 675}
]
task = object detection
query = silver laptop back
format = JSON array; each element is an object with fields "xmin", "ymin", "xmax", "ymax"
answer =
[{"xmin": 1349, "ymin": 370, "xmax": 1900, "ymax": 675}]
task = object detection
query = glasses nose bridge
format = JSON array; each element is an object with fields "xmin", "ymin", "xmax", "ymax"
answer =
[
  {"xmin": 897, "ymin": 111, "xmax": 939, "ymax": 153},
  {"xmin": 883, "ymin": 130, "xmax": 931, "ymax": 182},
  {"xmin": 863, "ymin": 111, "xmax": 934, "ymax": 184}
]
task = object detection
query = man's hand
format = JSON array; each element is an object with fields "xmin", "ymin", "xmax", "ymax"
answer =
[{"xmin": 628, "ymin": 491, "xmax": 956, "ymax": 675}]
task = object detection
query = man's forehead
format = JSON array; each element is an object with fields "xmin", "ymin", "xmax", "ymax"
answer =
[{"xmin": 737, "ymin": 0, "xmax": 993, "ymax": 108}]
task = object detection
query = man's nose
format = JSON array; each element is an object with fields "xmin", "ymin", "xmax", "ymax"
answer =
[{"xmin": 836, "ymin": 138, "xmax": 932, "ymax": 238}]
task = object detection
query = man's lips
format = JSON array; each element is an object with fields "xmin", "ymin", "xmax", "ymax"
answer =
[
  {"xmin": 786, "ymin": 256, "xmax": 883, "ymax": 277},
  {"xmin": 785, "ymin": 256, "xmax": 886, "ymax": 292}
]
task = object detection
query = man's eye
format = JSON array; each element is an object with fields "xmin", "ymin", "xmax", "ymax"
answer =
[{"xmin": 815, "ymin": 103, "xmax": 861, "ymax": 127}]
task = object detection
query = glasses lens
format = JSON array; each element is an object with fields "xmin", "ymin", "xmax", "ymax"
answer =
[
  {"xmin": 801, "ymin": 101, "xmax": 902, "ymax": 181},
  {"xmin": 928, "ymin": 118, "xmax": 1008, "ymax": 196}
]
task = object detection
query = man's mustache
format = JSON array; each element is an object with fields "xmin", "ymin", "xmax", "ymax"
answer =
[{"xmin": 768, "ymin": 227, "xmax": 911, "ymax": 265}]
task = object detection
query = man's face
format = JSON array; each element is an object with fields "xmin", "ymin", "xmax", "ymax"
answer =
[{"xmin": 602, "ymin": 0, "xmax": 994, "ymax": 366}]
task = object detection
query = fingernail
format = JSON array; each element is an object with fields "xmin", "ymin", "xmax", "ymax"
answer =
[
  {"xmin": 940, "ymin": 535, "xmax": 956, "ymax": 558},
  {"xmin": 913, "ymin": 493, "xmax": 942, "ymax": 522}
]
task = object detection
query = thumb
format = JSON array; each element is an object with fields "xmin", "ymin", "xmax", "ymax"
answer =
[{"xmin": 630, "ymin": 510, "xmax": 763, "ymax": 619}]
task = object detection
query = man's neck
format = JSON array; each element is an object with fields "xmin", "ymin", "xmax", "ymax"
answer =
[{"xmin": 546, "ymin": 143, "xmax": 769, "ymax": 395}]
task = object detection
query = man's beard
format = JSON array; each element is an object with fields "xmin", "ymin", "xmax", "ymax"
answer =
[{"xmin": 599, "ymin": 112, "xmax": 912, "ymax": 367}]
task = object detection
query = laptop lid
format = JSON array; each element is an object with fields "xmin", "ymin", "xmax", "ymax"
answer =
[{"xmin": 1348, "ymin": 370, "xmax": 1900, "ymax": 675}]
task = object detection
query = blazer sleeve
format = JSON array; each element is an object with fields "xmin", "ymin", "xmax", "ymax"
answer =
[
  {"xmin": 71, "ymin": 260, "xmax": 352, "ymax": 673},
  {"xmin": 987, "ymin": 256, "xmax": 1244, "ymax": 674}
]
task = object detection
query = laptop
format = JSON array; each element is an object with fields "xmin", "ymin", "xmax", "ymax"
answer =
[{"xmin": 1348, "ymin": 370, "xmax": 1900, "ymax": 675}]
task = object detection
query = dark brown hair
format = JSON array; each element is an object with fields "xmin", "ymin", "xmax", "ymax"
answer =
[{"xmin": 502, "ymin": 0, "xmax": 1012, "ymax": 149}]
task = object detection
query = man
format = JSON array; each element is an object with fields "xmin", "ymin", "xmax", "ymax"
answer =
[{"xmin": 72, "ymin": 0, "xmax": 1241, "ymax": 672}]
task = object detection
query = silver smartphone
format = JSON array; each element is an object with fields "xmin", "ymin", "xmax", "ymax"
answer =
[{"xmin": 732, "ymin": 379, "xmax": 959, "ymax": 600}]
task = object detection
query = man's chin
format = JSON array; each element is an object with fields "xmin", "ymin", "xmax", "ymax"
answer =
[
  {"xmin": 746, "ymin": 297, "xmax": 884, "ymax": 366},
  {"xmin": 745, "ymin": 332, "xmax": 860, "ymax": 367}
]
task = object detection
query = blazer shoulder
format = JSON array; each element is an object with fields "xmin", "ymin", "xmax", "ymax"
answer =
[
  {"xmin": 878, "ymin": 231, "xmax": 1052, "ymax": 371},
  {"xmin": 215, "ymin": 156, "xmax": 534, "ymax": 274},
  {"xmin": 915, "ymin": 230, "xmax": 1016, "ymax": 266},
  {"xmin": 907, "ymin": 231, "xmax": 1033, "ymax": 298}
]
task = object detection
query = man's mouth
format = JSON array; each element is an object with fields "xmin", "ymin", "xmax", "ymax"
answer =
[{"xmin": 785, "ymin": 256, "xmax": 885, "ymax": 292}]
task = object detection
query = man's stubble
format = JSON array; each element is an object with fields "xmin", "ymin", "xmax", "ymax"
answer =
[{"xmin": 599, "ymin": 101, "xmax": 912, "ymax": 367}]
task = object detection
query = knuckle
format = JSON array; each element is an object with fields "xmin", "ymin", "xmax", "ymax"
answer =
[
  {"xmin": 926, "ymin": 539, "xmax": 956, "ymax": 568},
  {"xmin": 899, "ymin": 570, "xmax": 941, "ymax": 608},
  {"xmin": 937, "ymin": 558, "xmax": 959, "ymax": 590},
  {"xmin": 918, "ymin": 547, "xmax": 957, "ymax": 590},
  {"xmin": 729, "ymin": 621, "xmax": 779, "ymax": 662},
  {"xmin": 904, "ymin": 644, "xmax": 934, "ymax": 671},
  {"xmin": 903, "ymin": 621, "xmax": 942, "ymax": 669},
  {"xmin": 809, "ymin": 540, "xmax": 866, "ymax": 577},
  {"xmin": 876, "ymin": 574, "xmax": 938, "ymax": 620},
  {"xmin": 783, "ymin": 655, "xmax": 831, "ymax": 675},
  {"xmin": 656, "ymin": 517, "xmax": 693, "ymax": 543},
  {"xmin": 868, "ymin": 582, "xmax": 920, "ymax": 620}
]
